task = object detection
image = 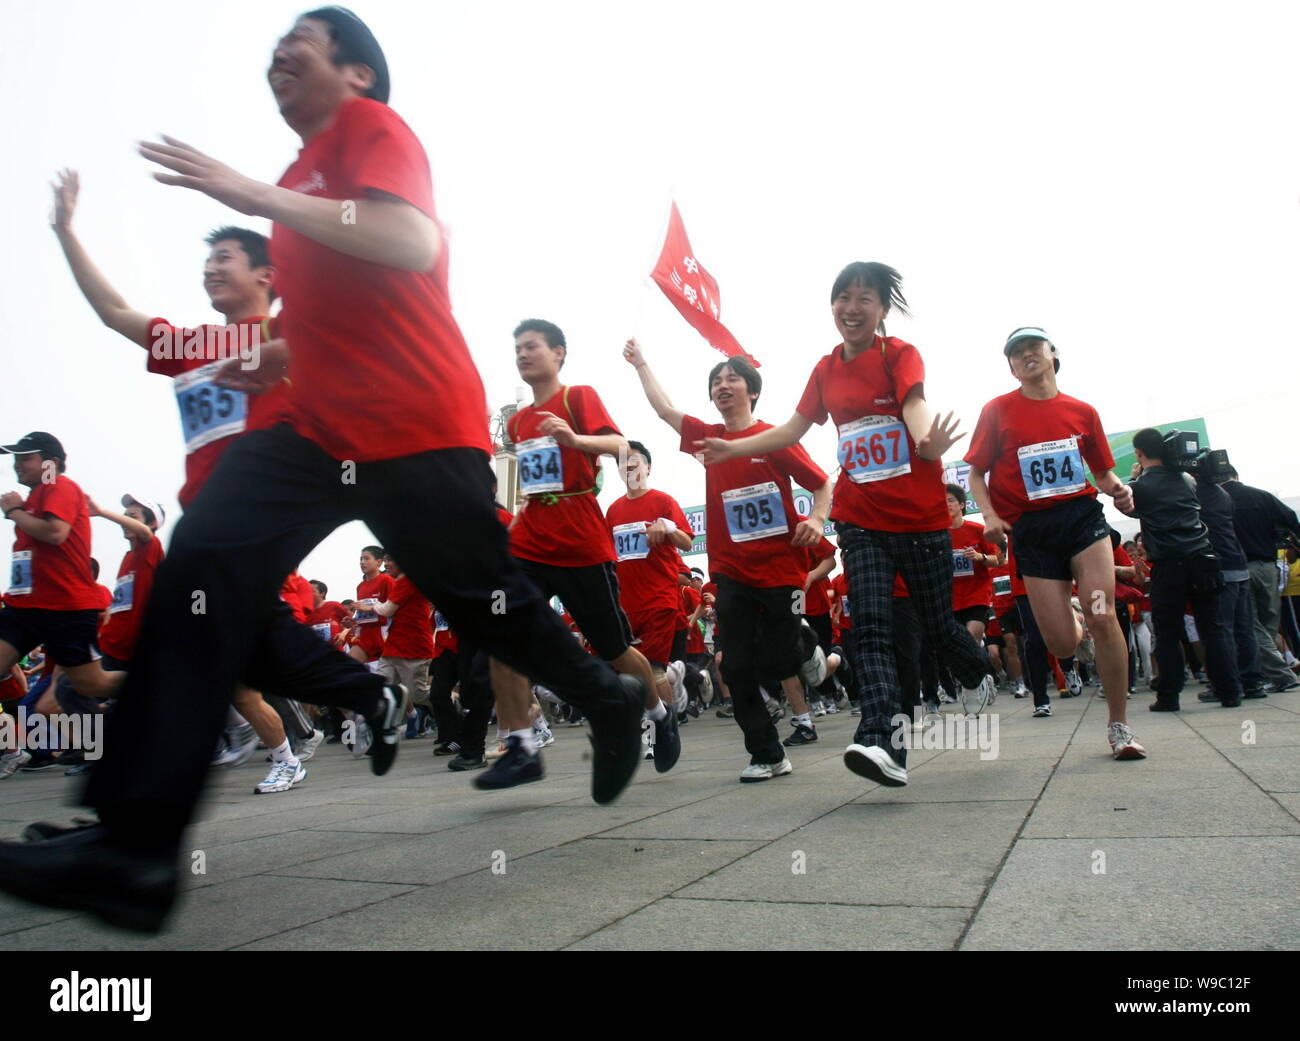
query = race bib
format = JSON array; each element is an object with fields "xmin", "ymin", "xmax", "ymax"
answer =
[
  {"xmin": 312, "ymin": 622, "xmax": 333, "ymax": 641},
  {"xmin": 354, "ymin": 598, "xmax": 379, "ymax": 625},
  {"xmin": 1018, "ymin": 437, "xmax": 1086, "ymax": 501},
  {"xmin": 721, "ymin": 482, "xmax": 789, "ymax": 542},
  {"xmin": 952, "ymin": 551, "xmax": 975, "ymax": 578},
  {"xmin": 841, "ymin": 595, "xmax": 851, "ymax": 618},
  {"xmin": 837, "ymin": 415, "xmax": 911, "ymax": 484},
  {"xmin": 612, "ymin": 521, "xmax": 650, "ymax": 561},
  {"xmin": 993, "ymin": 574, "xmax": 1013, "ymax": 598},
  {"xmin": 9, "ymin": 551, "xmax": 33, "ymax": 596},
  {"xmin": 517, "ymin": 436, "xmax": 563, "ymax": 495},
  {"xmin": 434, "ymin": 610, "xmax": 449, "ymax": 632},
  {"xmin": 109, "ymin": 571, "xmax": 135, "ymax": 614},
  {"xmin": 173, "ymin": 362, "xmax": 248, "ymax": 454}
]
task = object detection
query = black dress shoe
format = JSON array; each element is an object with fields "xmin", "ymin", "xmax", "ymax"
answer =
[
  {"xmin": 588, "ymin": 675, "xmax": 645, "ymax": 804},
  {"xmin": 1219, "ymin": 697, "xmax": 1242, "ymax": 708},
  {"xmin": 1149, "ymin": 700, "xmax": 1180, "ymax": 712},
  {"xmin": 1242, "ymin": 688, "xmax": 1267, "ymax": 699},
  {"xmin": 447, "ymin": 753, "xmax": 487, "ymax": 771},
  {"xmin": 0, "ymin": 826, "xmax": 177, "ymax": 933}
]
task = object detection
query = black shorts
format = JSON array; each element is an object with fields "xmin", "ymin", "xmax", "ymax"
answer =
[
  {"xmin": 670, "ymin": 628, "xmax": 688, "ymax": 663},
  {"xmin": 713, "ymin": 575, "xmax": 802, "ymax": 682},
  {"xmin": 1011, "ymin": 496, "xmax": 1110, "ymax": 582},
  {"xmin": 996, "ymin": 606, "xmax": 1024, "ymax": 635},
  {"xmin": 0, "ymin": 607, "xmax": 101, "ymax": 668},
  {"xmin": 985, "ymin": 633, "xmax": 1006, "ymax": 648},
  {"xmin": 514, "ymin": 557, "xmax": 633, "ymax": 661},
  {"xmin": 805, "ymin": 612, "xmax": 833, "ymax": 654},
  {"xmin": 954, "ymin": 605, "xmax": 991, "ymax": 627}
]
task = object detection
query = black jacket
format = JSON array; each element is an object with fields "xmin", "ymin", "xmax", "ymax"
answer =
[
  {"xmin": 1196, "ymin": 475, "xmax": 1247, "ymax": 572},
  {"xmin": 1132, "ymin": 466, "xmax": 1211, "ymax": 562},
  {"xmin": 1222, "ymin": 481, "xmax": 1300, "ymax": 562}
]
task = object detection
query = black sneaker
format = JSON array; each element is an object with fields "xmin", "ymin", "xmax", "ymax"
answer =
[
  {"xmin": 1219, "ymin": 697, "xmax": 1242, "ymax": 708},
  {"xmin": 783, "ymin": 723, "xmax": 818, "ymax": 746},
  {"xmin": 588, "ymin": 674, "xmax": 646, "ymax": 805},
  {"xmin": 652, "ymin": 704, "xmax": 681, "ymax": 774},
  {"xmin": 366, "ymin": 684, "xmax": 406, "ymax": 777},
  {"xmin": 1197, "ymin": 690, "xmax": 1219, "ymax": 703},
  {"xmin": 473, "ymin": 736, "xmax": 544, "ymax": 790},
  {"xmin": 22, "ymin": 817, "xmax": 99, "ymax": 842},
  {"xmin": 433, "ymin": 741, "xmax": 460, "ymax": 757},
  {"xmin": 447, "ymin": 753, "xmax": 488, "ymax": 771},
  {"xmin": 20, "ymin": 754, "xmax": 65, "ymax": 772},
  {"xmin": 1148, "ymin": 700, "xmax": 1180, "ymax": 712},
  {"xmin": 1242, "ymin": 688, "xmax": 1268, "ymax": 699}
]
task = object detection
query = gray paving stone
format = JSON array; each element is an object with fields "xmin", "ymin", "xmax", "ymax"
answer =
[
  {"xmin": 1220, "ymin": 746, "xmax": 1300, "ymax": 793},
  {"xmin": 569, "ymin": 897, "xmax": 969, "ymax": 950},
  {"xmin": 962, "ymin": 837, "xmax": 1300, "ymax": 950}
]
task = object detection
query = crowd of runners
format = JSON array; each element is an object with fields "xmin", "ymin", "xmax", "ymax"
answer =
[{"xmin": 1, "ymin": 6, "xmax": 1298, "ymax": 933}]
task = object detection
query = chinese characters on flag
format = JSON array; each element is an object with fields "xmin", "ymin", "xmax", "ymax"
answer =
[{"xmin": 650, "ymin": 202, "xmax": 758, "ymax": 366}]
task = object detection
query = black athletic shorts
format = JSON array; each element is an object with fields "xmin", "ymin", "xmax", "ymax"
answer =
[
  {"xmin": 996, "ymin": 605, "xmax": 1024, "ymax": 635},
  {"xmin": 514, "ymin": 557, "xmax": 633, "ymax": 661},
  {"xmin": 670, "ymin": 628, "xmax": 688, "ymax": 663},
  {"xmin": 1011, "ymin": 496, "xmax": 1110, "ymax": 582},
  {"xmin": 0, "ymin": 607, "xmax": 101, "ymax": 668},
  {"xmin": 954, "ymin": 605, "xmax": 991, "ymax": 627}
]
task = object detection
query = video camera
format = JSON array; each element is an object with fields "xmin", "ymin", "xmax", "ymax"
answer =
[{"xmin": 1159, "ymin": 428, "xmax": 1201, "ymax": 470}]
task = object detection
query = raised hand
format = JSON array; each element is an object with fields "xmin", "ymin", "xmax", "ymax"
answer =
[
  {"xmin": 622, "ymin": 338, "xmax": 645, "ymax": 368},
  {"xmin": 51, "ymin": 169, "xmax": 79, "ymax": 230},
  {"xmin": 139, "ymin": 135, "xmax": 266, "ymax": 215}
]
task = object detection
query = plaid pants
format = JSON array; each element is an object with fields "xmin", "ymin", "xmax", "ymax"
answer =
[{"xmin": 838, "ymin": 524, "xmax": 989, "ymax": 764}]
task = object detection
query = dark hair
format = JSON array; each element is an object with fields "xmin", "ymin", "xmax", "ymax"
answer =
[
  {"xmin": 830, "ymin": 262, "xmax": 910, "ymax": 318},
  {"xmin": 1132, "ymin": 427, "xmax": 1167, "ymax": 464},
  {"xmin": 944, "ymin": 483, "xmax": 967, "ymax": 505},
  {"xmin": 361, "ymin": 545, "xmax": 385, "ymax": 559},
  {"xmin": 1109, "ymin": 528, "xmax": 1122, "ymax": 549},
  {"xmin": 310, "ymin": 579, "xmax": 328, "ymax": 596},
  {"xmin": 138, "ymin": 505, "xmax": 157, "ymax": 529},
  {"xmin": 301, "ymin": 7, "xmax": 390, "ymax": 104},
  {"xmin": 204, "ymin": 227, "xmax": 278, "ymax": 304},
  {"xmin": 90, "ymin": 557, "xmax": 100, "ymax": 580},
  {"xmin": 707, "ymin": 356, "xmax": 762, "ymax": 408},
  {"xmin": 341, "ymin": 598, "xmax": 355, "ymax": 606},
  {"xmin": 513, "ymin": 319, "xmax": 567, "ymax": 368},
  {"xmin": 626, "ymin": 440, "xmax": 652, "ymax": 467}
]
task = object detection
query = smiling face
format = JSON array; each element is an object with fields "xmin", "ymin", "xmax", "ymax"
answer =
[
  {"xmin": 709, "ymin": 364, "xmax": 753, "ymax": 418},
  {"xmin": 12, "ymin": 453, "xmax": 44, "ymax": 488},
  {"xmin": 268, "ymin": 17, "xmax": 373, "ymax": 131},
  {"xmin": 832, "ymin": 282, "xmax": 887, "ymax": 350},
  {"xmin": 203, "ymin": 239, "xmax": 270, "ymax": 315},
  {"xmin": 1007, "ymin": 338, "xmax": 1055, "ymax": 383}
]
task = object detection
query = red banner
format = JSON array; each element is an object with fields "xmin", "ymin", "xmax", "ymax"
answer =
[{"xmin": 650, "ymin": 202, "xmax": 757, "ymax": 366}]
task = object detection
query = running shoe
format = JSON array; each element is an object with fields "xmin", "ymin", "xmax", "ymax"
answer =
[
  {"xmin": 783, "ymin": 723, "xmax": 818, "ymax": 746},
  {"xmin": 213, "ymin": 725, "xmax": 258, "ymax": 767},
  {"xmin": 535, "ymin": 729, "xmax": 555, "ymax": 749},
  {"xmin": 938, "ymin": 690, "xmax": 957, "ymax": 704},
  {"xmin": 1032, "ymin": 703, "xmax": 1052, "ymax": 717},
  {"xmin": 255, "ymin": 759, "xmax": 306, "ymax": 794},
  {"xmin": 843, "ymin": 744, "xmax": 907, "ymax": 786},
  {"xmin": 959, "ymin": 674, "xmax": 995, "ymax": 717},
  {"xmin": 652, "ymin": 704, "xmax": 681, "ymax": 773},
  {"xmin": 1, "ymin": 751, "xmax": 32, "ymax": 779},
  {"xmin": 739, "ymin": 757, "xmax": 793, "ymax": 783},
  {"xmin": 813, "ymin": 702, "xmax": 827, "ymax": 717},
  {"xmin": 1013, "ymin": 681, "xmax": 1028, "ymax": 699},
  {"xmin": 766, "ymin": 700, "xmax": 785, "ymax": 723},
  {"xmin": 665, "ymin": 660, "xmax": 688, "ymax": 715},
  {"xmin": 1107, "ymin": 722, "xmax": 1147, "ymax": 760},
  {"xmin": 447, "ymin": 753, "xmax": 488, "ymax": 771},
  {"xmin": 1065, "ymin": 669, "xmax": 1083, "ymax": 698},
  {"xmin": 296, "ymin": 728, "xmax": 325, "ymax": 763},
  {"xmin": 473, "ymin": 736, "xmax": 544, "ymax": 790},
  {"xmin": 715, "ymin": 704, "xmax": 734, "ymax": 718}
]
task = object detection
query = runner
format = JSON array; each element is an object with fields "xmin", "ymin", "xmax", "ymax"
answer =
[
  {"xmin": 477, "ymin": 320, "xmax": 678, "ymax": 790},
  {"xmin": 624, "ymin": 338, "xmax": 831, "ymax": 781},
  {"xmin": 694, "ymin": 263, "xmax": 994, "ymax": 786},
  {"xmin": 0, "ymin": 8, "xmax": 644, "ymax": 932},
  {"xmin": 349, "ymin": 545, "xmax": 393, "ymax": 665},
  {"xmin": 965, "ymin": 327, "xmax": 1146, "ymax": 759}
]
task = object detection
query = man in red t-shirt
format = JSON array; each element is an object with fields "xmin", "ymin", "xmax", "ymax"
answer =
[
  {"xmin": 0, "ymin": 10, "xmax": 646, "ymax": 931},
  {"xmin": 0, "ymin": 433, "xmax": 123, "ymax": 710},
  {"xmin": 349, "ymin": 545, "xmax": 393, "ymax": 664},
  {"xmin": 966, "ymin": 327, "xmax": 1145, "ymax": 759},
  {"xmin": 371, "ymin": 553, "xmax": 433, "ymax": 727},
  {"xmin": 606, "ymin": 439, "xmax": 693, "ymax": 720},
  {"xmin": 945, "ymin": 483, "xmax": 1001, "ymax": 642},
  {"xmin": 624, "ymin": 339, "xmax": 831, "ymax": 780},
  {"xmin": 481, "ymin": 320, "xmax": 678, "ymax": 789}
]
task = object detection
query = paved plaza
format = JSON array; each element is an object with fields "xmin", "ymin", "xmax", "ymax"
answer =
[{"xmin": 2, "ymin": 687, "xmax": 1298, "ymax": 950}]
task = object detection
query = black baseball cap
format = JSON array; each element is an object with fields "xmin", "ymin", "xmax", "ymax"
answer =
[{"xmin": 0, "ymin": 432, "xmax": 66, "ymax": 460}]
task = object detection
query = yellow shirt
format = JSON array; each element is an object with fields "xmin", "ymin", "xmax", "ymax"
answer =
[{"xmin": 1285, "ymin": 555, "xmax": 1300, "ymax": 597}]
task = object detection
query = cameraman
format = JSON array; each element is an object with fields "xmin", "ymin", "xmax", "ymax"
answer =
[
  {"xmin": 1219, "ymin": 465, "xmax": 1300, "ymax": 693},
  {"xmin": 1129, "ymin": 429, "xmax": 1242, "ymax": 709}
]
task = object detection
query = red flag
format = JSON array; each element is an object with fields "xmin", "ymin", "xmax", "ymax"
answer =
[{"xmin": 650, "ymin": 202, "xmax": 757, "ymax": 366}]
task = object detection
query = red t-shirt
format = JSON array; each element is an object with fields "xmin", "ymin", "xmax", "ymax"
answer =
[
  {"xmin": 508, "ymin": 385, "xmax": 619, "ymax": 567},
  {"xmin": 1007, "ymin": 539, "xmax": 1028, "ymax": 597},
  {"xmin": 796, "ymin": 338, "xmax": 947, "ymax": 533},
  {"xmin": 5, "ymin": 475, "xmax": 101, "ymax": 611},
  {"xmin": 680, "ymin": 415, "xmax": 828, "ymax": 589},
  {"xmin": 98, "ymin": 536, "xmax": 165, "ymax": 660},
  {"xmin": 606, "ymin": 488, "xmax": 692, "ymax": 615},
  {"xmin": 965, "ymin": 389, "xmax": 1115, "ymax": 527},
  {"xmin": 353, "ymin": 572, "xmax": 394, "ymax": 657},
  {"xmin": 308, "ymin": 600, "xmax": 349, "ymax": 627},
  {"xmin": 830, "ymin": 572, "xmax": 853, "ymax": 629},
  {"xmin": 801, "ymin": 538, "xmax": 837, "ymax": 616},
  {"xmin": 432, "ymin": 604, "xmax": 459, "ymax": 658},
  {"xmin": 146, "ymin": 316, "xmax": 291, "ymax": 508},
  {"xmin": 383, "ymin": 575, "xmax": 435, "ymax": 659},
  {"xmin": 949, "ymin": 520, "xmax": 997, "ymax": 611},
  {"xmin": 278, "ymin": 572, "xmax": 316, "ymax": 623},
  {"xmin": 272, "ymin": 97, "xmax": 491, "ymax": 462},
  {"xmin": 990, "ymin": 561, "xmax": 1016, "ymax": 615},
  {"xmin": 681, "ymin": 585, "xmax": 706, "ymax": 653}
]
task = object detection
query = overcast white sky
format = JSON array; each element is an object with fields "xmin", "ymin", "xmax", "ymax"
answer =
[{"xmin": 2, "ymin": 0, "xmax": 1297, "ymax": 597}]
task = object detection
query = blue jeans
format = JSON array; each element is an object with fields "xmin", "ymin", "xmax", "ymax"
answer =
[{"xmin": 1219, "ymin": 577, "xmax": 1262, "ymax": 691}]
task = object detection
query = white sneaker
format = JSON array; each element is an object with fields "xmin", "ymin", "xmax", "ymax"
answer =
[
  {"xmin": 1, "ymin": 750, "xmax": 32, "ymax": 779},
  {"xmin": 351, "ymin": 718, "xmax": 373, "ymax": 759},
  {"xmin": 665, "ymin": 660, "xmax": 688, "ymax": 714},
  {"xmin": 843, "ymin": 743, "xmax": 908, "ymax": 786},
  {"xmin": 535, "ymin": 728, "xmax": 555, "ymax": 749},
  {"xmin": 1107, "ymin": 722, "xmax": 1147, "ymax": 760},
  {"xmin": 960, "ymin": 674, "xmax": 995, "ymax": 717},
  {"xmin": 296, "ymin": 728, "xmax": 325, "ymax": 762},
  {"xmin": 1032, "ymin": 703, "xmax": 1052, "ymax": 717},
  {"xmin": 213, "ymin": 725, "xmax": 258, "ymax": 766},
  {"xmin": 255, "ymin": 758, "xmax": 306, "ymax": 793},
  {"xmin": 739, "ymin": 757, "xmax": 792, "ymax": 783},
  {"xmin": 1065, "ymin": 669, "xmax": 1083, "ymax": 697},
  {"xmin": 813, "ymin": 702, "xmax": 827, "ymax": 717}
]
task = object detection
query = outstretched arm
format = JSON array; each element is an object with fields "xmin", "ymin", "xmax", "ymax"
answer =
[
  {"xmin": 51, "ymin": 170, "xmax": 152, "ymax": 347},
  {"xmin": 622, "ymin": 338, "xmax": 685, "ymax": 434},
  {"xmin": 695, "ymin": 412, "xmax": 814, "ymax": 464}
]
